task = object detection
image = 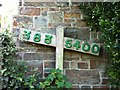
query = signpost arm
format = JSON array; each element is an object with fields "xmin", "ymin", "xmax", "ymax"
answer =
[{"xmin": 56, "ymin": 26, "xmax": 64, "ymax": 72}]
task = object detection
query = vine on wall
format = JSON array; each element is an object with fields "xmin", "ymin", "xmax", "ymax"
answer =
[{"xmin": 80, "ymin": 2, "xmax": 120, "ymax": 87}]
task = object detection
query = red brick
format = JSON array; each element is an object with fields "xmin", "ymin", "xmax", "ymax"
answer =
[{"xmin": 78, "ymin": 62, "xmax": 88, "ymax": 69}]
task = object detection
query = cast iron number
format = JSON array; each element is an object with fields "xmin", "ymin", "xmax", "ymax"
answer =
[
  {"xmin": 23, "ymin": 30, "xmax": 31, "ymax": 40},
  {"xmin": 44, "ymin": 34, "xmax": 53, "ymax": 44},
  {"xmin": 33, "ymin": 33, "xmax": 41, "ymax": 42}
]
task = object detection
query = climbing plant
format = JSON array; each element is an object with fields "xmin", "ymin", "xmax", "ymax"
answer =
[
  {"xmin": 0, "ymin": 30, "xmax": 72, "ymax": 90},
  {"xmin": 1, "ymin": 30, "xmax": 41, "ymax": 89},
  {"xmin": 80, "ymin": 2, "xmax": 120, "ymax": 87}
]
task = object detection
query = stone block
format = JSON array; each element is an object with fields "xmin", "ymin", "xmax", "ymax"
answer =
[
  {"xmin": 65, "ymin": 27, "xmax": 90, "ymax": 41},
  {"xmin": 74, "ymin": 19, "xmax": 87, "ymax": 27},
  {"xmin": 48, "ymin": 12, "xmax": 64, "ymax": 26},
  {"xmin": 34, "ymin": 16, "xmax": 48, "ymax": 28},
  {"xmin": 60, "ymin": 7, "xmax": 70, "ymax": 12},
  {"xmin": 24, "ymin": 2, "xmax": 57, "ymax": 7},
  {"xmin": 19, "ymin": 7, "xmax": 40, "ymax": 16},
  {"xmin": 40, "ymin": 8, "xmax": 49, "ymax": 16},
  {"xmin": 12, "ymin": 28, "xmax": 20, "ymax": 37},
  {"xmin": 64, "ymin": 12, "xmax": 80, "ymax": 18},
  {"xmin": 64, "ymin": 28, "xmax": 77, "ymax": 39},
  {"xmin": 66, "ymin": 70, "xmax": 100, "ymax": 84},
  {"xmin": 13, "ymin": 16, "xmax": 33, "ymax": 29},
  {"xmin": 76, "ymin": 27, "xmax": 90, "ymax": 41}
]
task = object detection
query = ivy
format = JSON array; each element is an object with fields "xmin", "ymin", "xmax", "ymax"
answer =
[
  {"xmin": 1, "ymin": 30, "xmax": 41, "ymax": 89},
  {"xmin": 80, "ymin": 2, "xmax": 120, "ymax": 88},
  {"xmin": 40, "ymin": 69, "xmax": 72, "ymax": 90},
  {"xmin": 0, "ymin": 30, "xmax": 71, "ymax": 89}
]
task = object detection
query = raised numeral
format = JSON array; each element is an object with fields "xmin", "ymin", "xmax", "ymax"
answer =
[
  {"xmin": 33, "ymin": 33, "xmax": 41, "ymax": 42},
  {"xmin": 65, "ymin": 39, "xmax": 72, "ymax": 48},
  {"xmin": 44, "ymin": 34, "xmax": 53, "ymax": 44},
  {"xmin": 23, "ymin": 30, "xmax": 31, "ymax": 40},
  {"xmin": 73, "ymin": 40, "xmax": 80, "ymax": 50}
]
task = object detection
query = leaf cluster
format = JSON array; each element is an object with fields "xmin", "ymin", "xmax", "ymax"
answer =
[
  {"xmin": 40, "ymin": 69, "xmax": 72, "ymax": 90},
  {"xmin": 80, "ymin": 2, "xmax": 120, "ymax": 87}
]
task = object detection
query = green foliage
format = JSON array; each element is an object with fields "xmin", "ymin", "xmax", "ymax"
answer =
[
  {"xmin": 40, "ymin": 69, "xmax": 72, "ymax": 90},
  {"xmin": 0, "ymin": 30, "xmax": 71, "ymax": 89},
  {"xmin": 1, "ymin": 30, "xmax": 40, "ymax": 90},
  {"xmin": 80, "ymin": 2, "xmax": 120, "ymax": 87}
]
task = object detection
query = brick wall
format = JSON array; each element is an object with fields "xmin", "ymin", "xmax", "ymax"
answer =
[{"xmin": 12, "ymin": 1, "xmax": 111, "ymax": 89}]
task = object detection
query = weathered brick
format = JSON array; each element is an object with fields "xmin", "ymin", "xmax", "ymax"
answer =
[
  {"xmin": 71, "ymin": 62, "xmax": 78, "ymax": 69},
  {"xmin": 63, "ymin": 61, "xmax": 69, "ymax": 69},
  {"xmin": 66, "ymin": 70, "xmax": 100, "ymax": 84},
  {"xmin": 78, "ymin": 62, "xmax": 88, "ymax": 69},
  {"xmin": 44, "ymin": 61, "xmax": 55, "ymax": 68},
  {"xmin": 19, "ymin": 7, "xmax": 40, "ymax": 16},
  {"xmin": 81, "ymin": 86, "xmax": 91, "ymax": 90},
  {"xmin": 13, "ymin": 16, "xmax": 33, "ymax": 29},
  {"xmin": 64, "ymin": 50, "xmax": 81, "ymax": 60},
  {"xmin": 64, "ymin": 12, "xmax": 80, "ymax": 18},
  {"xmin": 34, "ymin": 16, "xmax": 48, "ymax": 28},
  {"xmin": 23, "ymin": 52, "xmax": 55, "ymax": 60},
  {"xmin": 90, "ymin": 59, "xmax": 106, "ymax": 69}
]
